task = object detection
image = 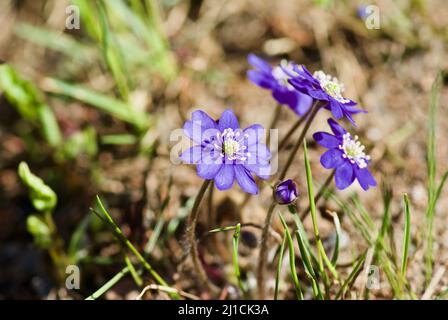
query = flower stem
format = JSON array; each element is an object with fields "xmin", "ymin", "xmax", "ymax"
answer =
[
  {"xmin": 187, "ymin": 179, "xmax": 214, "ymax": 291},
  {"xmin": 267, "ymin": 103, "xmax": 282, "ymax": 146},
  {"xmin": 278, "ymin": 102, "xmax": 320, "ymax": 181},
  {"xmin": 257, "ymin": 200, "xmax": 277, "ymax": 299}
]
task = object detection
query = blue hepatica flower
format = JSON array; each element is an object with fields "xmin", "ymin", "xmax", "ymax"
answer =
[
  {"xmin": 180, "ymin": 109, "xmax": 271, "ymax": 195},
  {"xmin": 286, "ymin": 65, "xmax": 365, "ymax": 125},
  {"xmin": 247, "ymin": 54, "xmax": 313, "ymax": 116},
  {"xmin": 274, "ymin": 179, "xmax": 298, "ymax": 205},
  {"xmin": 313, "ymin": 119, "xmax": 376, "ymax": 191}
]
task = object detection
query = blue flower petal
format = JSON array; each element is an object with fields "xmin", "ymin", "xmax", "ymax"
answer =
[
  {"xmin": 234, "ymin": 165, "xmax": 258, "ymax": 194},
  {"xmin": 218, "ymin": 109, "xmax": 239, "ymax": 131},
  {"xmin": 214, "ymin": 165, "xmax": 235, "ymax": 190},
  {"xmin": 313, "ymin": 132, "xmax": 340, "ymax": 149},
  {"xmin": 180, "ymin": 146, "xmax": 203, "ymax": 164},
  {"xmin": 244, "ymin": 162, "xmax": 271, "ymax": 180},
  {"xmin": 334, "ymin": 161, "xmax": 355, "ymax": 190},
  {"xmin": 247, "ymin": 143, "xmax": 271, "ymax": 164},
  {"xmin": 294, "ymin": 92, "xmax": 313, "ymax": 115},
  {"xmin": 247, "ymin": 54, "xmax": 272, "ymax": 72},
  {"xmin": 329, "ymin": 100, "xmax": 343, "ymax": 119},
  {"xmin": 197, "ymin": 163, "xmax": 222, "ymax": 179},
  {"xmin": 327, "ymin": 118, "xmax": 346, "ymax": 137},
  {"xmin": 184, "ymin": 110, "xmax": 219, "ymax": 143},
  {"xmin": 243, "ymin": 124, "xmax": 265, "ymax": 146},
  {"xmin": 320, "ymin": 148, "xmax": 344, "ymax": 169},
  {"xmin": 355, "ymin": 166, "xmax": 377, "ymax": 190},
  {"xmin": 247, "ymin": 70, "xmax": 276, "ymax": 89}
]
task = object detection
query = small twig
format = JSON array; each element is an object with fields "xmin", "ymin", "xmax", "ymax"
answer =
[
  {"xmin": 422, "ymin": 266, "xmax": 446, "ymax": 300},
  {"xmin": 135, "ymin": 284, "xmax": 200, "ymax": 300}
]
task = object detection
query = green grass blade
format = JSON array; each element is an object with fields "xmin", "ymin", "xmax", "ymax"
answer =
[
  {"xmin": 85, "ymin": 266, "xmax": 130, "ymax": 300},
  {"xmin": 329, "ymin": 211, "xmax": 342, "ymax": 266},
  {"xmin": 295, "ymin": 230, "xmax": 324, "ymax": 299},
  {"xmin": 335, "ymin": 251, "xmax": 367, "ymax": 299},
  {"xmin": 232, "ymin": 223, "xmax": 246, "ymax": 297},
  {"xmin": 303, "ymin": 139, "xmax": 339, "ymax": 280},
  {"xmin": 41, "ymin": 78, "xmax": 149, "ymax": 130},
  {"xmin": 124, "ymin": 255, "xmax": 143, "ymax": 287},
  {"xmin": 401, "ymin": 194, "xmax": 411, "ymax": 277},
  {"xmin": 94, "ymin": 196, "xmax": 179, "ymax": 299},
  {"xmin": 279, "ymin": 213, "xmax": 303, "ymax": 300},
  {"xmin": 274, "ymin": 231, "xmax": 287, "ymax": 300},
  {"xmin": 435, "ymin": 170, "xmax": 448, "ymax": 204},
  {"xmin": 425, "ymin": 72, "xmax": 442, "ymax": 283}
]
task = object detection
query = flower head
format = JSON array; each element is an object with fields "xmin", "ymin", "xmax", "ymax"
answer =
[
  {"xmin": 313, "ymin": 119, "xmax": 376, "ymax": 190},
  {"xmin": 180, "ymin": 109, "xmax": 271, "ymax": 195},
  {"xmin": 274, "ymin": 179, "xmax": 298, "ymax": 205},
  {"xmin": 286, "ymin": 65, "xmax": 366, "ymax": 125},
  {"xmin": 247, "ymin": 54, "xmax": 312, "ymax": 116}
]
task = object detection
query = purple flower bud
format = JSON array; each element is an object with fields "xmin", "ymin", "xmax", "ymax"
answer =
[{"xmin": 274, "ymin": 179, "xmax": 298, "ymax": 205}]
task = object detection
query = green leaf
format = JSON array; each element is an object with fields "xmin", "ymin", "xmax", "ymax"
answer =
[{"xmin": 18, "ymin": 162, "xmax": 57, "ymax": 212}]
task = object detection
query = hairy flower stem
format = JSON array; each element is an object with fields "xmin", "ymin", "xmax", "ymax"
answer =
[
  {"xmin": 279, "ymin": 102, "xmax": 320, "ymax": 181},
  {"xmin": 299, "ymin": 170, "xmax": 335, "ymax": 220},
  {"xmin": 257, "ymin": 201, "xmax": 277, "ymax": 299},
  {"xmin": 187, "ymin": 179, "xmax": 214, "ymax": 291},
  {"xmin": 267, "ymin": 103, "xmax": 282, "ymax": 145}
]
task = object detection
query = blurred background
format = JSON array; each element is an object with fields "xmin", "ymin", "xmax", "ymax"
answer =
[{"xmin": 0, "ymin": 0, "xmax": 447, "ymax": 299}]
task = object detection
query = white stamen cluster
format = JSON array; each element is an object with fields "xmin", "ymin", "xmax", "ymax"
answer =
[
  {"xmin": 313, "ymin": 70, "xmax": 349, "ymax": 103},
  {"xmin": 214, "ymin": 128, "xmax": 250, "ymax": 161},
  {"xmin": 271, "ymin": 60, "xmax": 296, "ymax": 91},
  {"xmin": 339, "ymin": 133, "xmax": 371, "ymax": 169}
]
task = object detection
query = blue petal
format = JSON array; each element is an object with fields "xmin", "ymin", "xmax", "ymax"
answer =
[
  {"xmin": 247, "ymin": 54, "xmax": 272, "ymax": 72},
  {"xmin": 320, "ymin": 148, "xmax": 344, "ymax": 169},
  {"xmin": 234, "ymin": 165, "xmax": 258, "ymax": 194},
  {"xmin": 247, "ymin": 70, "xmax": 276, "ymax": 89},
  {"xmin": 214, "ymin": 165, "xmax": 235, "ymax": 190},
  {"xmin": 244, "ymin": 162, "xmax": 271, "ymax": 180},
  {"xmin": 334, "ymin": 161, "xmax": 355, "ymax": 190},
  {"xmin": 294, "ymin": 92, "xmax": 313, "ymax": 115},
  {"xmin": 191, "ymin": 110, "xmax": 218, "ymax": 130},
  {"xmin": 180, "ymin": 146, "xmax": 203, "ymax": 164},
  {"xmin": 184, "ymin": 110, "xmax": 219, "ymax": 143},
  {"xmin": 355, "ymin": 166, "xmax": 377, "ymax": 191},
  {"xmin": 243, "ymin": 124, "xmax": 265, "ymax": 146},
  {"xmin": 327, "ymin": 118, "xmax": 346, "ymax": 136},
  {"xmin": 329, "ymin": 100, "xmax": 343, "ymax": 119},
  {"xmin": 196, "ymin": 151, "xmax": 223, "ymax": 179},
  {"xmin": 247, "ymin": 143, "xmax": 271, "ymax": 164},
  {"xmin": 313, "ymin": 132, "xmax": 340, "ymax": 149},
  {"xmin": 218, "ymin": 109, "xmax": 239, "ymax": 131},
  {"xmin": 197, "ymin": 163, "xmax": 222, "ymax": 180},
  {"xmin": 307, "ymin": 88, "xmax": 329, "ymax": 101}
]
